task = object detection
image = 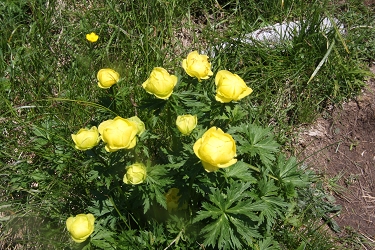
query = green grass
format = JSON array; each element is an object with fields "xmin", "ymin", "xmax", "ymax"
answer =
[{"xmin": 1, "ymin": 0, "xmax": 375, "ymax": 249}]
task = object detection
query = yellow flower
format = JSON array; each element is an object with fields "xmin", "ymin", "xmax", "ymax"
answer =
[
  {"xmin": 215, "ymin": 70, "xmax": 253, "ymax": 103},
  {"xmin": 98, "ymin": 116, "xmax": 139, "ymax": 152},
  {"xmin": 66, "ymin": 214, "xmax": 95, "ymax": 243},
  {"xmin": 142, "ymin": 67, "xmax": 177, "ymax": 99},
  {"xmin": 182, "ymin": 51, "xmax": 213, "ymax": 81},
  {"xmin": 193, "ymin": 127, "xmax": 237, "ymax": 172},
  {"xmin": 165, "ymin": 188, "xmax": 181, "ymax": 212},
  {"xmin": 176, "ymin": 115, "xmax": 197, "ymax": 135},
  {"xmin": 123, "ymin": 163, "xmax": 147, "ymax": 185},
  {"xmin": 86, "ymin": 32, "xmax": 99, "ymax": 43},
  {"xmin": 71, "ymin": 126, "xmax": 100, "ymax": 151},
  {"xmin": 128, "ymin": 116, "xmax": 145, "ymax": 136},
  {"xmin": 97, "ymin": 68, "xmax": 120, "ymax": 89}
]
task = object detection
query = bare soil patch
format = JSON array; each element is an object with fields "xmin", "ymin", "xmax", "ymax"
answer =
[{"xmin": 297, "ymin": 64, "xmax": 375, "ymax": 241}]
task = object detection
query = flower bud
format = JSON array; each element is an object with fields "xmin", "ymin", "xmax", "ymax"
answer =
[
  {"xmin": 193, "ymin": 127, "xmax": 237, "ymax": 172},
  {"xmin": 123, "ymin": 163, "xmax": 147, "ymax": 185},
  {"xmin": 128, "ymin": 116, "xmax": 145, "ymax": 136},
  {"xmin": 176, "ymin": 115, "xmax": 197, "ymax": 135},
  {"xmin": 66, "ymin": 214, "xmax": 95, "ymax": 243},
  {"xmin": 142, "ymin": 67, "xmax": 177, "ymax": 99},
  {"xmin": 215, "ymin": 70, "xmax": 253, "ymax": 103},
  {"xmin": 71, "ymin": 126, "xmax": 100, "ymax": 150},
  {"xmin": 98, "ymin": 116, "xmax": 139, "ymax": 152},
  {"xmin": 182, "ymin": 51, "xmax": 213, "ymax": 81},
  {"xmin": 97, "ymin": 68, "xmax": 120, "ymax": 89}
]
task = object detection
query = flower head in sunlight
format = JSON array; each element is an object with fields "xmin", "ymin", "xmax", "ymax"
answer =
[
  {"xmin": 66, "ymin": 214, "xmax": 95, "ymax": 243},
  {"xmin": 86, "ymin": 32, "xmax": 99, "ymax": 43},
  {"xmin": 193, "ymin": 127, "xmax": 237, "ymax": 172},
  {"xmin": 182, "ymin": 51, "xmax": 213, "ymax": 81}
]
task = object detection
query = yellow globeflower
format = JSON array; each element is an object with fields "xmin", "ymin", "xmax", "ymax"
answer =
[
  {"xmin": 98, "ymin": 116, "xmax": 138, "ymax": 152},
  {"xmin": 86, "ymin": 32, "xmax": 99, "ymax": 42},
  {"xmin": 182, "ymin": 51, "xmax": 213, "ymax": 81},
  {"xmin": 215, "ymin": 70, "xmax": 253, "ymax": 103},
  {"xmin": 123, "ymin": 163, "xmax": 147, "ymax": 185},
  {"xmin": 97, "ymin": 68, "xmax": 120, "ymax": 89},
  {"xmin": 142, "ymin": 67, "xmax": 178, "ymax": 99},
  {"xmin": 66, "ymin": 214, "xmax": 95, "ymax": 243},
  {"xmin": 71, "ymin": 126, "xmax": 100, "ymax": 150},
  {"xmin": 193, "ymin": 127, "xmax": 237, "ymax": 172},
  {"xmin": 176, "ymin": 115, "xmax": 197, "ymax": 135}
]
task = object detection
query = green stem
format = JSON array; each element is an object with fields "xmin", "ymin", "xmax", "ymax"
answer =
[
  {"xmin": 109, "ymin": 196, "xmax": 131, "ymax": 230},
  {"xmin": 46, "ymin": 98, "xmax": 118, "ymax": 116}
]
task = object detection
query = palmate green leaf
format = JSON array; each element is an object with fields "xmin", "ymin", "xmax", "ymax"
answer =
[
  {"xmin": 228, "ymin": 124, "xmax": 280, "ymax": 167},
  {"xmin": 223, "ymin": 161, "xmax": 257, "ymax": 183},
  {"xmin": 141, "ymin": 164, "xmax": 172, "ymax": 212},
  {"xmin": 200, "ymin": 214, "xmax": 231, "ymax": 249},
  {"xmin": 272, "ymin": 155, "xmax": 310, "ymax": 187},
  {"xmin": 259, "ymin": 196, "xmax": 289, "ymax": 227},
  {"xmin": 228, "ymin": 215, "xmax": 262, "ymax": 242},
  {"xmin": 258, "ymin": 178, "xmax": 279, "ymax": 198},
  {"xmin": 91, "ymin": 224, "xmax": 116, "ymax": 249},
  {"xmin": 87, "ymin": 199, "xmax": 114, "ymax": 217},
  {"xmin": 193, "ymin": 182, "xmax": 261, "ymax": 249},
  {"xmin": 224, "ymin": 182, "xmax": 252, "ymax": 209},
  {"xmin": 254, "ymin": 237, "xmax": 280, "ymax": 250},
  {"xmin": 226, "ymin": 200, "xmax": 262, "ymax": 222},
  {"xmin": 197, "ymin": 182, "xmax": 252, "ymax": 212},
  {"xmin": 255, "ymin": 178, "xmax": 290, "ymax": 231}
]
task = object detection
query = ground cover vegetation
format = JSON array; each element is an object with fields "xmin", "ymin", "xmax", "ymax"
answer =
[{"xmin": 1, "ymin": 0, "xmax": 374, "ymax": 249}]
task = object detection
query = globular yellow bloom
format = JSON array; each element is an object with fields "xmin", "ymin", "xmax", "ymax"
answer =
[
  {"xmin": 97, "ymin": 68, "xmax": 120, "ymax": 89},
  {"xmin": 165, "ymin": 188, "xmax": 182, "ymax": 212},
  {"xmin": 71, "ymin": 126, "xmax": 100, "ymax": 151},
  {"xmin": 176, "ymin": 115, "xmax": 197, "ymax": 135},
  {"xmin": 98, "ymin": 116, "xmax": 139, "ymax": 152},
  {"xmin": 123, "ymin": 163, "xmax": 147, "ymax": 185},
  {"xmin": 142, "ymin": 67, "xmax": 178, "ymax": 99},
  {"xmin": 86, "ymin": 32, "xmax": 99, "ymax": 43},
  {"xmin": 193, "ymin": 127, "xmax": 237, "ymax": 172},
  {"xmin": 66, "ymin": 214, "xmax": 95, "ymax": 243},
  {"xmin": 215, "ymin": 70, "xmax": 253, "ymax": 103},
  {"xmin": 128, "ymin": 116, "xmax": 146, "ymax": 136},
  {"xmin": 182, "ymin": 51, "xmax": 213, "ymax": 81}
]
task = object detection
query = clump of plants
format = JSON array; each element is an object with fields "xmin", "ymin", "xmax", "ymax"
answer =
[{"xmin": 64, "ymin": 46, "xmax": 311, "ymax": 249}]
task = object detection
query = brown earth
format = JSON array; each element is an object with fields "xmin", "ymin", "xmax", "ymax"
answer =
[{"xmin": 297, "ymin": 64, "xmax": 375, "ymax": 243}]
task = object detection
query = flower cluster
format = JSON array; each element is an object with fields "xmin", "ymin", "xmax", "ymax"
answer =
[
  {"xmin": 71, "ymin": 116, "xmax": 144, "ymax": 153},
  {"xmin": 142, "ymin": 51, "xmax": 253, "ymax": 103},
  {"xmin": 67, "ymin": 48, "xmax": 253, "ymax": 242}
]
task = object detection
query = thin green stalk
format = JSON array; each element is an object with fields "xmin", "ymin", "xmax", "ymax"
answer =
[
  {"xmin": 109, "ymin": 196, "xmax": 131, "ymax": 230},
  {"xmin": 46, "ymin": 98, "xmax": 118, "ymax": 116}
]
